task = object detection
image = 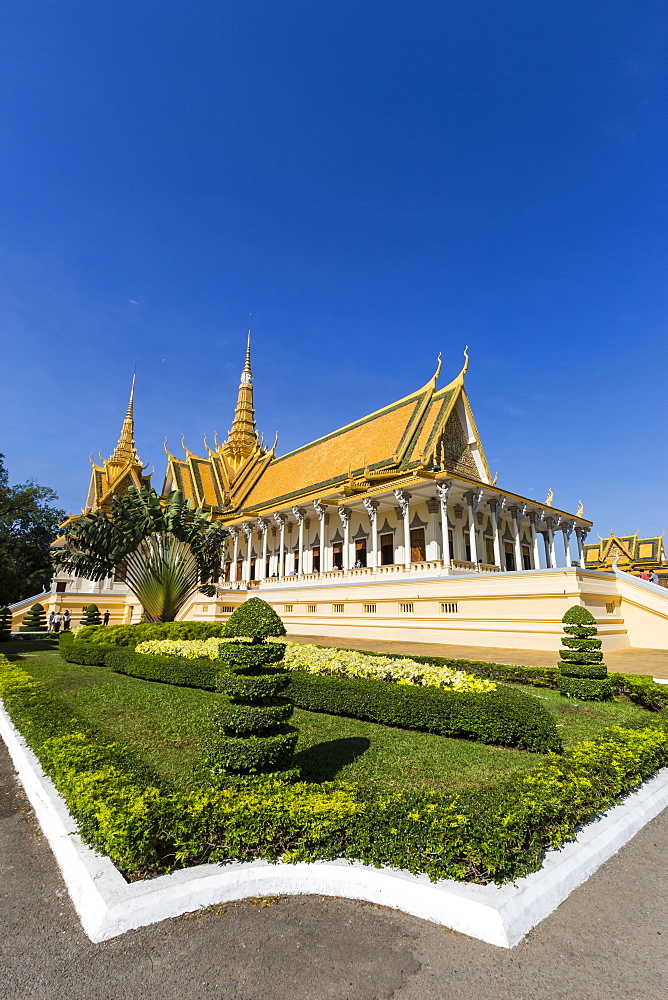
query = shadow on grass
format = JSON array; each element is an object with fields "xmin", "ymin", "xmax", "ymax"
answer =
[{"xmin": 294, "ymin": 736, "xmax": 371, "ymax": 782}]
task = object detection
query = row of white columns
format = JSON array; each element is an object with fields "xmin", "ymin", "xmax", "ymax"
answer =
[{"xmin": 223, "ymin": 486, "xmax": 588, "ymax": 583}]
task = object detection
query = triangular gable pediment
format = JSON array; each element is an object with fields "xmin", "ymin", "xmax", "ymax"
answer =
[{"xmin": 601, "ymin": 535, "xmax": 634, "ymax": 561}]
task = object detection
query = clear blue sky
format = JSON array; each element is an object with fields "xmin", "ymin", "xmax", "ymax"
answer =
[{"xmin": 1, "ymin": 1, "xmax": 666, "ymax": 535}]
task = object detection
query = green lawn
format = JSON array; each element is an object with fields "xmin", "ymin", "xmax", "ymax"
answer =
[{"xmin": 3, "ymin": 644, "xmax": 657, "ymax": 794}]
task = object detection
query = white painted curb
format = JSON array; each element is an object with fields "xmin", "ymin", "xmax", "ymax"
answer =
[{"xmin": 2, "ymin": 702, "xmax": 667, "ymax": 948}]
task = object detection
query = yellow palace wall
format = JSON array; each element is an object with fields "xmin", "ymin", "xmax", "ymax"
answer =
[{"xmin": 12, "ymin": 567, "xmax": 667, "ymax": 651}]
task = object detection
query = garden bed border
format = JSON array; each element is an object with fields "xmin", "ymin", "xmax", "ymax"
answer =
[{"xmin": 3, "ymin": 701, "xmax": 668, "ymax": 949}]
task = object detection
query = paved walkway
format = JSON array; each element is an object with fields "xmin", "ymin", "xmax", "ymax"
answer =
[
  {"xmin": 1, "ymin": 740, "xmax": 667, "ymax": 1000},
  {"xmin": 287, "ymin": 633, "xmax": 668, "ymax": 679}
]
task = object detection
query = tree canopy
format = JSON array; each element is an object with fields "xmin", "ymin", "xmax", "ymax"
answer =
[
  {"xmin": 0, "ymin": 455, "xmax": 65, "ymax": 605},
  {"xmin": 53, "ymin": 486, "xmax": 228, "ymax": 622}
]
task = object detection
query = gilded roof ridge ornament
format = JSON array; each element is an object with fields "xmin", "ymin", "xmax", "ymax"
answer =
[
  {"xmin": 545, "ymin": 487, "xmax": 554, "ymax": 507},
  {"xmin": 225, "ymin": 330, "xmax": 261, "ymax": 458},
  {"xmin": 434, "ymin": 352, "xmax": 442, "ymax": 382},
  {"xmin": 462, "ymin": 345, "xmax": 469, "ymax": 376}
]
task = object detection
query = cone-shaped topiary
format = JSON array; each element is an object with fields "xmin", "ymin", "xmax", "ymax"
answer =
[
  {"xmin": 0, "ymin": 606, "xmax": 12, "ymax": 641},
  {"xmin": 80, "ymin": 604, "xmax": 103, "ymax": 627},
  {"xmin": 558, "ymin": 605, "xmax": 612, "ymax": 700},
  {"xmin": 19, "ymin": 603, "xmax": 47, "ymax": 633},
  {"xmin": 203, "ymin": 598, "xmax": 296, "ymax": 778}
]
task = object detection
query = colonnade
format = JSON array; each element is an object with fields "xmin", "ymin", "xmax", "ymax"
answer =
[{"xmin": 222, "ymin": 481, "xmax": 589, "ymax": 585}]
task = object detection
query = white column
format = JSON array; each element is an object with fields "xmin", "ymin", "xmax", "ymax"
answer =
[
  {"xmin": 242, "ymin": 523, "xmax": 253, "ymax": 583},
  {"xmin": 464, "ymin": 490, "xmax": 483, "ymax": 567},
  {"xmin": 258, "ymin": 519, "xmax": 268, "ymax": 580},
  {"xmin": 436, "ymin": 481, "xmax": 452, "ymax": 566},
  {"xmin": 229, "ymin": 527, "xmax": 239, "ymax": 583},
  {"xmin": 575, "ymin": 527, "xmax": 587, "ymax": 568},
  {"xmin": 394, "ymin": 489, "xmax": 412, "ymax": 568},
  {"xmin": 363, "ymin": 499, "xmax": 379, "ymax": 568},
  {"xmin": 529, "ymin": 511, "xmax": 541, "ymax": 569},
  {"xmin": 561, "ymin": 521, "xmax": 573, "ymax": 568},
  {"xmin": 313, "ymin": 500, "xmax": 327, "ymax": 574},
  {"xmin": 489, "ymin": 496, "xmax": 505, "ymax": 568},
  {"xmin": 511, "ymin": 503, "xmax": 527, "ymax": 571},
  {"xmin": 339, "ymin": 507, "xmax": 351, "ymax": 571},
  {"xmin": 274, "ymin": 512, "xmax": 286, "ymax": 578},
  {"xmin": 544, "ymin": 517, "xmax": 557, "ymax": 568},
  {"xmin": 425, "ymin": 498, "xmax": 439, "ymax": 561},
  {"xmin": 293, "ymin": 507, "xmax": 306, "ymax": 576}
]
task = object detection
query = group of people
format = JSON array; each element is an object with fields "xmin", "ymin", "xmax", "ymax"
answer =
[
  {"xmin": 639, "ymin": 569, "xmax": 660, "ymax": 585},
  {"xmin": 47, "ymin": 610, "xmax": 70, "ymax": 632},
  {"xmin": 47, "ymin": 609, "xmax": 111, "ymax": 631}
]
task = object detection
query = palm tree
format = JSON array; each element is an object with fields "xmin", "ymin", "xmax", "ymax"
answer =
[{"xmin": 53, "ymin": 487, "xmax": 228, "ymax": 622}]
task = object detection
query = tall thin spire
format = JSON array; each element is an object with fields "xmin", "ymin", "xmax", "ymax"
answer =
[
  {"xmin": 227, "ymin": 331, "xmax": 259, "ymax": 456},
  {"xmin": 110, "ymin": 374, "xmax": 140, "ymax": 464}
]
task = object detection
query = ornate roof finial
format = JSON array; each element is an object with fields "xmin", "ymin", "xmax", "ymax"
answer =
[
  {"xmin": 109, "ymin": 374, "xmax": 140, "ymax": 465},
  {"xmin": 462, "ymin": 345, "xmax": 469, "ymax": 375},
  {"xmin": 226, "ymin": 330, "xmax": 259, "ymax": 456},
  {"xmin": 545, "ymin": 487, "xmax": 554, "ymax": 507}
]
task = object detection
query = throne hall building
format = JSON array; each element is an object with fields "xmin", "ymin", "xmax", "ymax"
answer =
[{"xmin": 21, "ymin": 339, "xmax": 668, "ymax": 651}]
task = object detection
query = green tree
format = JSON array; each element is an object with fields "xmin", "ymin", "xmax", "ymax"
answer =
[
  {"xmin": 557, "ymin": 605, "xmax": 612, "ymax": 701},
  {"xmin": 19, "ymin": 603, "xmax": 47, "ymax": 632},
  {"xmin": 53, "ymin": 486, "xmax": 228, "ymax": 623},
  {"xmin": 0, "ymin": 606, "xmax": 12, "ymax": 641},
  {"xmin": 0, "ymin": 455, "xmax": 65, "ymax": 605},
  {"xmin": 204, "ymin": 598, "xmax": 297, "ymax": 778},
  {"xmin": 80, "ymin": 604, "xmax": 102, "ymax": 627}
]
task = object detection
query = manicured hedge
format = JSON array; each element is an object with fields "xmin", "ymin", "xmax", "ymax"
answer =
[
  {"xmin": 287, "ymin": 671, "xmax": 561, "ymax": 753},
  {"xmin": 2, "ymin": 655, "xmax": 668, "ymax": 884},
  {"xmin": 75, "ymin": 621, "xmax": 228, "ymax": 647},
  {"xmin": 61, "ymin": 641, "xmax": 121, "ymax": 666},
  {"xmin": 107, "ymin": 649, "xmax": 221, "ymax": 690}
]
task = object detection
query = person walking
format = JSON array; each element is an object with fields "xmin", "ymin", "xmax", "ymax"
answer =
[
  {"xmin": 62, "ymin": 610, "xmax": 71, "ymax": 631},
  {"xmin": 48, "ymin": 611, "xmax": 55, "ymax": 632},
  {"xmin": 52, "ymin": 612, "xmax": 62, "ymax": 633},
  {"xmin": 648, "ymin": 570, "xmax": 659, "ymax": 585},
  {"xmin": 103, "ymin": 610, "xmax": 110, "ymax": 626}
]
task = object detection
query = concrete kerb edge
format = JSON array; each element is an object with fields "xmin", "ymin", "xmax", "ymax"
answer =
[{"xmin": 2, "ymin": 702, "xmax": 668, "ymax": 948}]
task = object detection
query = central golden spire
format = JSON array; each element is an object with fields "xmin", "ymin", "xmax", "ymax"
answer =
[
  {"xmin": 109, "ymin": 374, "xmax": 141, "ymax": 465},
  {"xmin": 226, "ymin": 331, "xmax": 259, "ymax": 456}
]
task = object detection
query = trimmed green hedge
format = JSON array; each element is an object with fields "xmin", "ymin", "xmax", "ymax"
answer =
[
  {"xmin": 109, "ymin": 649, "xmax": 220, "ymax": 690},
  {"xmin": 557, "ymin": 676, "xmax": 613, "ymax": 701},
  {"xmin": 287, "ymin": 671, "xmax": 561, "ymax": 753},
  {"xmin": 2, "ymin": 655, "xmax": 668, "ymax": 884},
  {"xmin": 75, "ymin": 621, "xmax": 228, "ymax": 647}
]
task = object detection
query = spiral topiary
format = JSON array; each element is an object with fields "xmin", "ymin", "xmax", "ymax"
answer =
[
  {"xmin": 557, "ymin": 605, "xmax": 612, "ymax": 701},
  {"xmin": 0, "ymin": 606, "xmax": 12, "ymax": 641},
  {"xmin": 80, "ymin": 604, "xmax": 103, "ymax": 627},
  {"xmin": 19, "ymin": 603, "xmax": 47, "ymax": 633},
  {"xmin": 203, "ymin": 597, "xmax": 297, "ymax": 779}
]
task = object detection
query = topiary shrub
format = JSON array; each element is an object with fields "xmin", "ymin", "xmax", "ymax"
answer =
[
  {"xmin": 19, "ymin": 603, "xmax": 47, "ymax": 633},
  {"xmin": 558, "ymin": 605, "xmax": 612, "ymax": 701},
  {"xmin": 0, "ymin": 607, "xmax": 12, "ymax": 641},
  {"xmin": 80, "ymin": 604, "xmax": 103, "ymax": 627},
  {"xmin": 203, "ymin": 598, "xmax": 297, "ymax": 778}
]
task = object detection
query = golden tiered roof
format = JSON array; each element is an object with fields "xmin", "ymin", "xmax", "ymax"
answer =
[
  {"xmin": 584, "ymin": 533, "xmax": 667, "ymax": 573},
  {"xmin": 163, "ymin": 346, "xmax": 494, "ymax": 519},
  {"xmin": 83, "ymin": 376, "xmax": 152, "ymax": 513}
]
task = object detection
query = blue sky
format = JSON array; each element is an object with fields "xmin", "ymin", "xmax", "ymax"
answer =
[{"xmin": 0, "ymin": 1, "xmax": 666, "ymax": 535}]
